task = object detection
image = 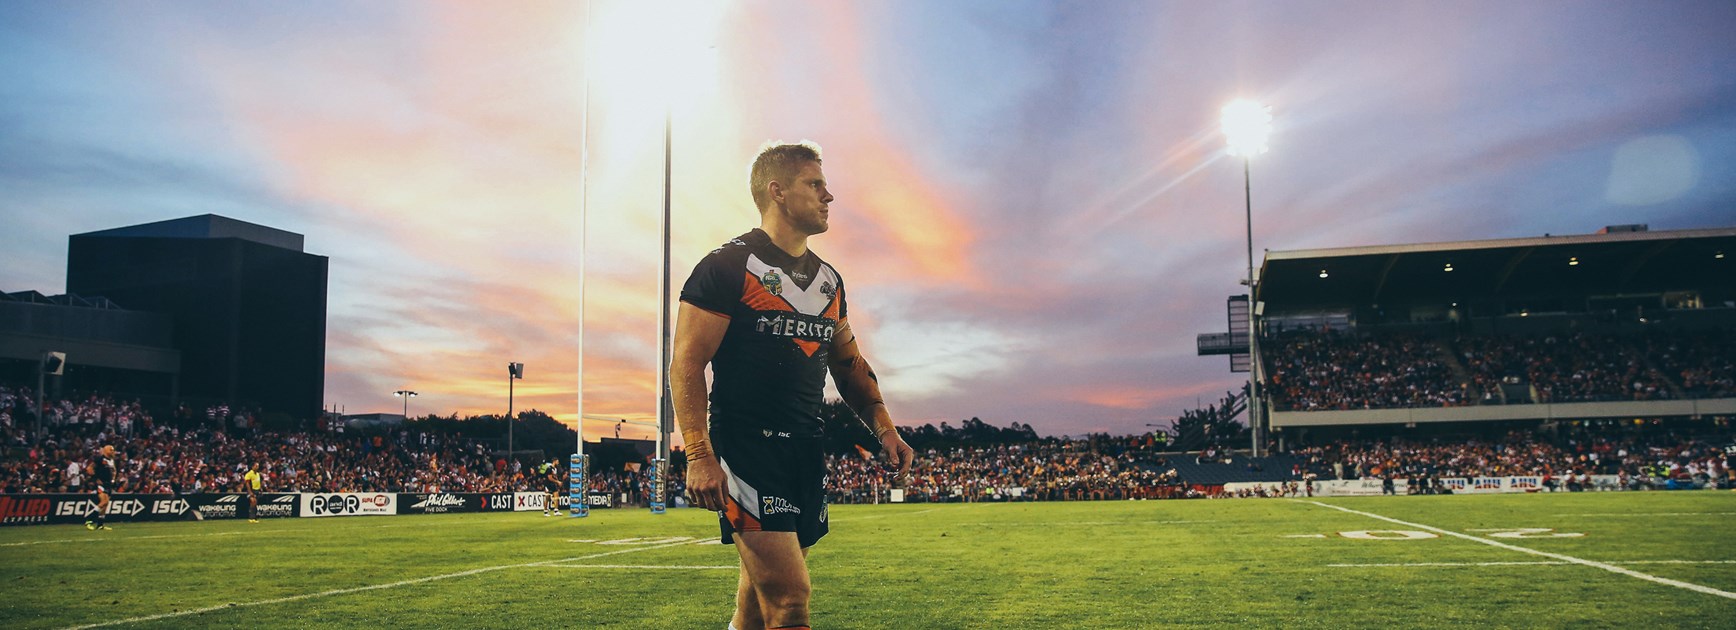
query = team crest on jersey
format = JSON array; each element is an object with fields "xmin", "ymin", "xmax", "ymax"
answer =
[
  {"xmin": 819, "ymin": 281, "xmax": 835, "ymax": 300},
  {"xmin": 761, "ymin": 269, "xmax": 783, "ymax": 296}
]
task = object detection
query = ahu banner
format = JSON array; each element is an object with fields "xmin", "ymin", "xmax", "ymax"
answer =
[{"xmin": 300, "ymin": 493, "xmax": 396, "ymax": 518}]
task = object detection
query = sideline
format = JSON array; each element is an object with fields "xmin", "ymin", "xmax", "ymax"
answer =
[
  {"xmin": 1295, "ymin": 500, "xmax": 1736, "ymax": 601},
  {"xmin": 61, "ymin": 539, "xmax": 704, "ymax": 629}
]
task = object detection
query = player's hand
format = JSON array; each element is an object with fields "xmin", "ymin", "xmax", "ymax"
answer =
[
  {"xmin": 685, "ymin": 457, "xmax": 729, "ymax": 512},
  {"xmin": 880, "ymin": 431, "xmax": 915, "ymax": 481}
]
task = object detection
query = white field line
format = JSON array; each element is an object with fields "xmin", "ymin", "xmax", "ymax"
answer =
[
  {"xmin": 830, "ymin": 507, "xmax": 936, "ymax": 523},
  {"xmin": 1296, "ymin": 500, "xmax": 1736, "ymax": 601},
  {"xmin": 61, "ymin": 539, "xmax": 704, "ymax": 630},
  {"xmin": 541, "ymin": 569, "xmax": 732, "ymax": 572},
  {"xmin": 1332, "ymin": 560, "xmax": 1736, "ymax": 568}
]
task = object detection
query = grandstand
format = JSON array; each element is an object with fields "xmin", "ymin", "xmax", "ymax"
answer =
[{"xmin": 1203, "ymin": 226, "xmax": 1736, "ymax": 446}]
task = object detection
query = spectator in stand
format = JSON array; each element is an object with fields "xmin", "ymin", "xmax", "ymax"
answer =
[{"xmin": 1267, "ymin": 331, "xmax": 1465, "ymax": 412}]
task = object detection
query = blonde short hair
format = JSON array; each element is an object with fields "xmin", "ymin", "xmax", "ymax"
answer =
[{"xmin": 749, "ymin": 141, "xmax": 822, "ymax": 210}]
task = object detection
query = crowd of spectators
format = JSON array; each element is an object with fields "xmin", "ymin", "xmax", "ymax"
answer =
[
  {"xmin": 1461, "ymin": 332, "xmax": 1672, "ymax": 403},
  {"xmin": 1645, "ymin": 329, "xmax": 1736, "ymax": 399},
  {"xmin": 1268, "ymin": 328, "xmax": 1736, "ymax": 411},
  {"xmin": 0, "ymin": 421, "xmax": 681, "ymax": 500},
  {"xmin": 1287, "ymin": 422, "xmax": 1734, "ymax": 490},
  {"xmin": 6, "ymin": 378, "xmax": 1731, "ymax": 506},
  {"xmin": 825, "ymin": 434, "xmax": 1188, "ymax": 504},
  {"xmin": 1267, "ymin": 332, "xmax": 1466, "ymax": 411}
]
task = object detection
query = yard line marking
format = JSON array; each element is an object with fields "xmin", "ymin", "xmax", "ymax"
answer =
[
  {"xmin": 1284, "ymin": 534, "xmax": 1328, "ymax": 539},
  {"xmin": 1619, "ymin": 560, "xmax": 1736, "ymax": 565},
  {"xmin": 541, "ymin": 569, "xmax": 732, "ymax": 572},
  {"xmin": 1296, "ymin": 500, "xmax": 1736, "ymax": 601},
  {"xmin": 830, "ymin": 508, "xmax": 936, "ymax": 523},
  {"xmin": 1556, "ymin": 512, "xmax": 1736, "ymax": 517},
  {"xmin": 61, "ymin": 539, "xmax": 705, "ymax": 630},
  {"xmin": 1, "ymin": 531, "xmax": 251, "ymax": 547}
]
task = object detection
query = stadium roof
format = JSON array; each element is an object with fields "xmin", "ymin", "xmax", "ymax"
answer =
[
  {"xmin": 1256, "ymin": 226, "xmax": 1736, "ymax": 310},
  {"xmin": 73, "ymin": 214, "xmax": 305, "ymax": 252}
]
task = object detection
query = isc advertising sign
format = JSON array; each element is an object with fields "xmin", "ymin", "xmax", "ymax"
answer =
[
  {"xmin": 2, "ymin": 494, "xmax": 214, "ymax": 526},
  {"xmin": 300, "ymin": 493, "xmax": 396, "ymax": 518}
]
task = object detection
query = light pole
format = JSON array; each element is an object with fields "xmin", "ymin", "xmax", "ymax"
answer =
[
  {"xmin": 393, "ymin": 390, "xmax": 418, "ymax": 420},
  {"xmin": 1221, "ymin": 99, "xmax": 1272, "ymax": 457},
  {"xmin": 507, "ymin": 363, "xmax": 523, "ymax": 463}
]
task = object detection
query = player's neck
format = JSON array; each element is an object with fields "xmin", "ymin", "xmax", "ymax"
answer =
[{"xmin": 759, "ymin": 221, "xmax": 810, "ymax": 259}]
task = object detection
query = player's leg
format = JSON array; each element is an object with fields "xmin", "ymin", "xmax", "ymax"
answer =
[
  {"xmin": 94, "ymin": 490, "xmax": 111, "ymax": 529},
  {"xmin": 732, "ymin": 563, "xmax": 763, "ymax": 630},
  {"xmin": 733, "ymin": 531, "xmax": 810, "ymax": 629},
  {"xmin": 248, "ymin": 493, "xmax": 258, "ymax": 522}
]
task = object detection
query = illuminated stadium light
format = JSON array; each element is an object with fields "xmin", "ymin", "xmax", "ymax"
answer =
[
  {"xmin": 1568, "ymin": 257, "xmax": 1579, "ymax": 266},
  {"xmin": 1220, "ymin": 99, "xmax": 1273, "ymax": 157},
  {"xmin": 1317, "ymin": 269, "xmax": 1329, "ymax": 278},
  {"xmin": 393, "ymin": 389, "xmax": 419, "ymax": 418},
  {"xmin": 1443, "ymin": 263, "xmax": 1455, "ymax": 272},
  {"xmin": 1220, "ymin": 97, "xmax": 1274, "ymax": 458},
  {"xmin": 1718, "ymin": 251, "xmax": 1726, "ymax": 259}
]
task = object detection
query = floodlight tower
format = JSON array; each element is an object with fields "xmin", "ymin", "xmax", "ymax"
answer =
[
  {"xmin": 1221, "ymin": 99, "xmax": 1272, "ymax": 457},
  {"xmin": 393, "ymin": 389, "xmax": 419, "ymax": 420}
]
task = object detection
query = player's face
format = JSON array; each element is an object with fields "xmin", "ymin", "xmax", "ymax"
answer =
[{"xmin": 779, "ymin": 161, "xmax": 832, "ymax": 236}]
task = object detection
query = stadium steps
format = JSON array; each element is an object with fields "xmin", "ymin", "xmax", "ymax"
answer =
[
  {"xmin": 1630, "ymin": 338, "xmax": 1686, "ymax": 398},
  {"xmin": 1436, "ymin": 339, "xmax": 1479, "ymax": 402}
]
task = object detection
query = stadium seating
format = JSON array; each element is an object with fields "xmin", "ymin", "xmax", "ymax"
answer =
[{"xmin": 1267, "ymin": 328, "xmax": 1736, "ymax": 411}]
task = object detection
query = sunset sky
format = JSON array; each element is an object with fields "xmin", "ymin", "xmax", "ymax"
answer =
[{"xmin": 3, "ymin": 1, "xmax": 1733, "ymax": 440}]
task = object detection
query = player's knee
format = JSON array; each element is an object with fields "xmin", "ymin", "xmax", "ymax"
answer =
[{"xmin": 758, "ymin": 580, "xmax": 811, "ymax": 614}]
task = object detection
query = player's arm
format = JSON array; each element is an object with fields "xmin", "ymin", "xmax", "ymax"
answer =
[
  {"xmin": 828, "ymin": 320, "xmax": 914, "ymax": 475},
  {"xmin": 670, "ymin": 301, "xmax": 730, "ymax": 511}
]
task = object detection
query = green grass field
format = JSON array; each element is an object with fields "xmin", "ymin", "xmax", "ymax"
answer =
[{"xmin": 3, "ymin": 492, "xmax": 1734, "ymax": 628}]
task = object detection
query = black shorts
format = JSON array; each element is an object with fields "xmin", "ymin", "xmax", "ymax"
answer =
[
  {"xmin": 544, "ymin": 481, "xmax": 561, "ymax": 495},
  {"xmin": 713, "ymin": 429, "xmax": 828, "ymax": 548}
]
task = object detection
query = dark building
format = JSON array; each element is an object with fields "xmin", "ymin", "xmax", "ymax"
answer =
[{"xmin": 66, "ymin": 215, "xmax": 328, "ymax": 419}]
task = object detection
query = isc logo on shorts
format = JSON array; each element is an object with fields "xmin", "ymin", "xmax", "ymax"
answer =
[{"xmin": 763, "ymin": 496, "xmax": 801, "ymax": 516}]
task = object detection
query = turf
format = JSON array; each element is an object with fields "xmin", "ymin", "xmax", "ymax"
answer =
[{"xmin": 2, "ymin": 492, "xmax": 1733, "ymax": 628}]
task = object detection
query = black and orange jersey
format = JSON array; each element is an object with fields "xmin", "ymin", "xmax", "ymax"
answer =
[
  {"xmin": 93, "ymin": 457, "xmax": 116, "ymax": 487},
  {"xmin": 680, "ymin": 229, "xmax": 846, "ymax": 438}
]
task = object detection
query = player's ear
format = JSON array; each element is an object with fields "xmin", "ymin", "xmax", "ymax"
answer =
[{"xmin": 767, "ymin": 178, "xmax": 784, "ymax": 205}]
